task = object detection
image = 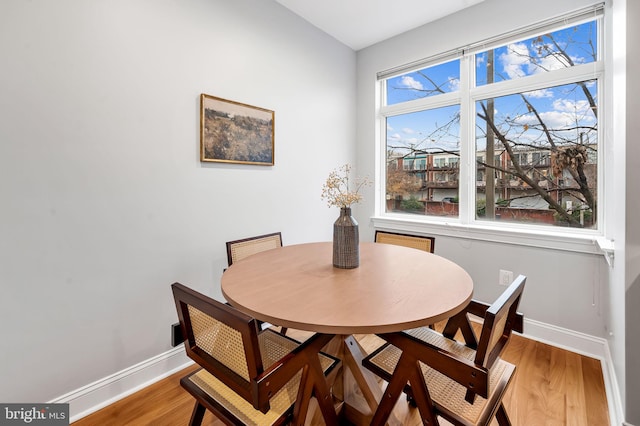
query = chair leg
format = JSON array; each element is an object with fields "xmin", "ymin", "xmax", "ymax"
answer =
[
  {"xmin": 495, "ymin": 403, "xmax": 512, "ymax": 426},
  {"xmin": 370, "ymin": 354, "xmax": 413, "ymax": 426},
  {"xmin": 310, "ymin": 364, "xmax": 339, "ymax": 425},
  {"xmin": 292, "ymin": 360, "xmax": 339, "ymax": 426},
  {"xmin": 406, "ymin": 366, "xmax": 439, "ymax": 426},
  {"xmin": 292, "ymin": 365, "xmax": 313, "ymax": 425},
  {"xmin": 189, "ymin": 401, "xmax": 206, "ymax": 426}
]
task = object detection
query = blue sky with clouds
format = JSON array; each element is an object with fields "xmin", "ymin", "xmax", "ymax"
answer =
[{"xmin": 385, "ymin": 20, "xmax": 598, "ymax": 155}]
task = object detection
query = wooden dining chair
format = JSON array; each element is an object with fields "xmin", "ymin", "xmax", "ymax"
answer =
[
  {"xmin": 362, "ymin": 275, "xmax": 526, "ymax": 426},
  {"xmin": 375, "ymin": 230, "xmax": 436, "ymax": 330},
  {"xmin": 171, "ymin": 282, "xmax": 340, "ymax": 426},
  {"xmin": 226, "ymin": 232, "xmax": 283, "ymax": 266},
  {"xmin": 171, "ymin": 232, "xmax": 287, "ymax": 347},
  {"xmin": 225, "ymin": 232, "xmax": 288, "ymax": 335},
  {"xmin": 374, "ymin": 230, "xmax": 435, "ymax": 253},
  {"xmin": 172, "ymin": 233, "xmax": 285, "ymax": 347}
]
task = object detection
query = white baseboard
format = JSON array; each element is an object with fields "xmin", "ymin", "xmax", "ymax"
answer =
[
  {"xmin": 49, "ymin": 346, "xmax": 193, "ymax": 423},
  {"xmin": 53, "ymin": 320, "xmax": 625, "ymax": 425},
  {"xmin": 602, "ymin": 344, "xmax": 626, "ymax": 426},
  {"xmin": 521, "ymin": 317, "xmax": 608, "ymax": 359}
]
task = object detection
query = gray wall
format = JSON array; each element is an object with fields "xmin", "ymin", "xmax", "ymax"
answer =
[
  {"xmin": 626, "ymin": 0, "xmax": 640, "ymax": 423},
  {"xmin": 0, "ymin": 0, "xmax": 356, "ymax": 403}
]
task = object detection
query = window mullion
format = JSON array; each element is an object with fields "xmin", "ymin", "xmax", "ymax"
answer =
[{"xmin": 458, "ymin": 54, "xmax": 474, "ymax": 225}]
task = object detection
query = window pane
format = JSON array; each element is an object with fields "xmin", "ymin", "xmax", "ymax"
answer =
[
  {"xmin": 386, "ymin": 59, "xmax": 460, "ymax": 105},
  {"xmin": 476, "ymin": 20, "xmax": 597, "ymax": 86},
  {"xmin": 386, "ymin": 106, "xmax": 460, "ymax": 216},
  {"xmin": 475, "ymin": 80, "xmax": 598, "ymax": 228}
]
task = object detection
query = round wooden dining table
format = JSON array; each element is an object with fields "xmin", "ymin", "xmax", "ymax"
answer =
[
  {"xmin": 221, "ymin": 241, "xmax": 473, "ymax": 425},
  {"xmin": 221, "ymin": 241, "xmax": 473, "ymax": 334}
]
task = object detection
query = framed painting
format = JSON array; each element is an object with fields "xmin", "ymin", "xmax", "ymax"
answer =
[{"xmin": 200, "ymin": 94, "xmax": 274, "ymax": 165}]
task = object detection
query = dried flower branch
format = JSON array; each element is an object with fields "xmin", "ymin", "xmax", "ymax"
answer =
[{"xmin": 321, "ymin": 164, "xmax": 372, "ymax": 208}]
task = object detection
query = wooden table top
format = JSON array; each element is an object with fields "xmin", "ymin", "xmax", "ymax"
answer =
[{"xmin": 221, "ymin": 241, "xmax": 473, "ymax": 334}]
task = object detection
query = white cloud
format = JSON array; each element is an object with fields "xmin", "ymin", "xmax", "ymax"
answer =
[
  {"xmin": 533, "ymin": 52, "xmax": 571, "ymax": 72},
  {"xmin": 400, "ymin": 76, "xmax": 423, "ymax": 90},
  {"xmin": 449, "ymin": 77, "xmax": 460, "ymax": 92},
  {"xmin": 552, "ymin": 98, "xmax": 594, "ymax": 117},
  {"xmin": 403, "ymin": 128, "xmax": 415, "ymax": 134},
  {"xmin": 523, "ymin": 88, "xmax": 554, "ymax": 98},
  {"xmin": 537, "ymin": 111, "xmax": 577, "ymax": 127},
  {"xmin": 513, "ymin": 98, "xmax": 595, "ymax": 129},
  {"xmin": 500, "ymin": 40, "xmax": 591, "ymax": 79},
  {"xmin": 499, "ymin": 42, "xmax": 530, "ymax": 79}
]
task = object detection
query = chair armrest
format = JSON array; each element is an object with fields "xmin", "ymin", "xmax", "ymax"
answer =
[
  {"xmin": 379, "ymin": 330, "xmax": 489, "ymax": 399},
  {"xmin": 442, "ymin": 299, "xmax": 492, "ymax": 347},
  {"xmin": 252, "ymin": 332, "xmax": 337, "ymax": 410},
  {"xmin": 465, "ymin": 300, "xmax": 491, "ymax": 318},
  {"xmin": 443, "ymin": 300, "xmax": 525, "ymax": 343}
]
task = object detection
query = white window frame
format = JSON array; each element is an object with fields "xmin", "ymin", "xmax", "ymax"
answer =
[{"xmin": 373, "ymin": 5, "xmax": 609, "ymax": 256}]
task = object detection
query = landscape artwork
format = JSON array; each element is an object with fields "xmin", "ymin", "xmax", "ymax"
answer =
[{"xmin": 200, "ymin": 94, "xmax": 274, "ymax": 165}]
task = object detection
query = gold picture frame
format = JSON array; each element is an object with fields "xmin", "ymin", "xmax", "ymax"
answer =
[{"xmin": 200, "ymin": 94, "xmax": 274, "ymax": 165}]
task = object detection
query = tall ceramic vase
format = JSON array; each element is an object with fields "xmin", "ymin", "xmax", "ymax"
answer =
[{"xmin": 333, "ymin": 207, "xmax": 359, "ymax": 269}]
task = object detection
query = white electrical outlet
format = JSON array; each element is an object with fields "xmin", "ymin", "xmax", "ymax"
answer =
[{"xmin": 499, "ymin": 269, "xmax": 513, "ymax": 286}]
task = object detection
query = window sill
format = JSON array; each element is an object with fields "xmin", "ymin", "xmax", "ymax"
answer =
[{"xmin": 371, "ymin": 215, "xmax": 613, "ymax": 260}]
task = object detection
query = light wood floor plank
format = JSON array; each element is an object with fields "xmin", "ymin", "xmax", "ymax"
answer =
[
  {"xmin": 495, "ymin": 332, "xmax": 527, "ymax": 425},
  {"xmin": 517, "ymin": 338, "xmax": 551, "ymax": 425},
  {"xmin": 547, "ymin": 343, "xmax": 569, "ymax": 425},
  {"xmin": 565, "ymin": 349, "xmax": 587, "ymax": 426},
  {"xmin": 583, "ymin": 355, "xmax": 610, "ymax": 426}
]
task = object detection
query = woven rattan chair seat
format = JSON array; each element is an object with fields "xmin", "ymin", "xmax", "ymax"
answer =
[
  {"xmin": 186, "ymin": 328, "xmax": 336, "ymax": 426},
  {"xmin": 367, "ymin": 327, "xmax": 515, "ymax": 425}
]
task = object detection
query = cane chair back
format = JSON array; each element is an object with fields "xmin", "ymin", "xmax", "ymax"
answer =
[
  {"xmin": 473, "ymin": 276, "xmax": 526, "ymax": 369},
  {"xmin": 226, "ymin": 232, "xmax": 283, "ymax": 266},
  {"xmin": 363, "ymin": 275, "xmax": 526, "ymax": 426},
  {"xmin": 172, "ymin": 283, "xmax": 339, "ymax": 426},
  {"xmin": 375, "ymin": 230, "xmax": 436, "ymax": 330},
  {"xmin": 374, "ymin": 230, "xmax": 435, "ymax": 253},
  {"xmin": 225, "ymin": 232, "xmax": 286, "ymax": 335}
]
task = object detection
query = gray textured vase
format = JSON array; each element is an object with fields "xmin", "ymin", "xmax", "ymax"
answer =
[{"xmin": 333, "ymin": 207, "xmax": 359, "ymax": 269}]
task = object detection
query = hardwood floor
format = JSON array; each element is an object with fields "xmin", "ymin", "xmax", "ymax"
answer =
[
  {"xmin": 72, "ymin": 328, "xmax": 609, "ymax": 426},
  {"xmin": 496, "ymin": 333, "xmax": 608, "ymax": 426}
]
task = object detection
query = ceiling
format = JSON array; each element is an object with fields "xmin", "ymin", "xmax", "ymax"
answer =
[{"xmin": 274, "ymin": 0, "xmax": 485, "ymax": 51}]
